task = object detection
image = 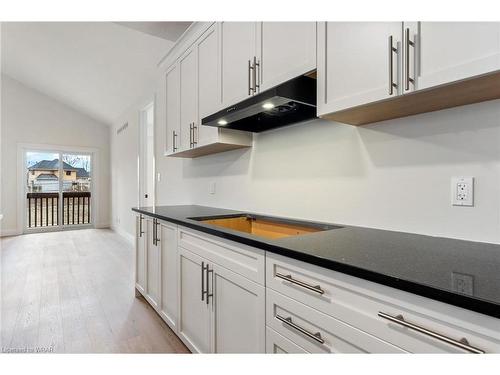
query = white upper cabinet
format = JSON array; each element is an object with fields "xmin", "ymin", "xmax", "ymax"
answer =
[
  {"xmin": 165, "ymin": 64, "xmax": 180, "ymax": 154},
  {"xmin": 405, "ymin": 22, "xmax": 500, "ymax": 91},
  {"xmin": 220, "ymin": 22, "xmax": 258, "ymax": 106},
  {"xmin": 257, "ymin": 22, "xmax": 317, "ymax": 91},
  {"xmin": 179, "ymin": 47, "xmax": 198, "ymax": 151},
  {"xmin": 196, "ymin": 24, "xmax": 220, "ymax": 146},
  {"xmin": 317, "ymin": 22, "xmax": 403, "ymax": 116}
]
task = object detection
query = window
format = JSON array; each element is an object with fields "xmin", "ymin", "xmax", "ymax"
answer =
[{"xmin": 66, "ymin": 171, "xmax": 71, "ymax": 176}]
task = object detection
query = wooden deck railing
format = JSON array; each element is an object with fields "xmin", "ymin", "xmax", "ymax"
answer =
[{"xmin": 27, "ymin": 191, "xmax": 91, "ymax": 228}]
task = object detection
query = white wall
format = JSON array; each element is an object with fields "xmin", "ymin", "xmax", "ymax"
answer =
[
  {"xmin": 112, "ymin": 76, "xmax": 500, "ymax": 244},
  {"xmin": 0, "ymin": 75, "xmax": 110, "ymax": 235}
]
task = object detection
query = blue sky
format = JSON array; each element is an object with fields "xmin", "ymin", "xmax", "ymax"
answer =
[{"xmin": 26, "ymin": 151, "xmax": 90, "ymax": 170}]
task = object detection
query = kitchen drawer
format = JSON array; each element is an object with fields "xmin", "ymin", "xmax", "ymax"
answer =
[
  {"xmin": 267, "ymin": 253, "xmax": 500, "ymax": 353},
  {"xmin": 178, "ymin": 226, "xmax": 265, "ymax": 285},
  {"xmin": 266, "ymin": 289, "xmax": 406, "ymax": 353},
  {"xmin": 266, "ymin": 327, "xmax": 308, "ymax": 353}
]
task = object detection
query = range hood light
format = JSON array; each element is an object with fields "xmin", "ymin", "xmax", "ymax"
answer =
[
  {"xmin": 217, "ymin": 119, "xmax": 228, "ymax": 126},
  {"xmin": 262, "ymin": 102, "xmax": 275, "ymax": 110}
]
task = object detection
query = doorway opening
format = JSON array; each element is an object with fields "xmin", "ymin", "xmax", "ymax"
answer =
[{"xmin": 139, "ymin": 101, "xmax": 155, "ymax": 207}]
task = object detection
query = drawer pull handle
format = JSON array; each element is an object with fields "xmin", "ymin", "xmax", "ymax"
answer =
[
  {"xmin": 377, "ymin": 312, "xmax": 484, "ymax": 354},
  {"xmin": 276, "ymin": 314, "xmax": 325, "ymax": 344},
  {"xmin": 275, "ymin": 273, "xmax": 325, "ymax": 295}
]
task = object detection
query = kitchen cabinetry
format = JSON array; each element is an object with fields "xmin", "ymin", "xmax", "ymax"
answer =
[
  {"xmin": 159, "ymin": 221, "xmax": 179, "ymax": 331},
  {"xmin": 318, "ymin": 21, "xmax": 500, "ymax": 125},
  {"xmin": 178, "ymin": 247, "xmax": 212, "ymax": 353},
  {"xmin": 135, "ymin": 212, "xmax": 500, "ymax": 354},
  {"xmin": 165, "ymin": 23, "xmax": 252, "ymax": 159},
  {"xmin": 145, "ymin": 217, "xmax": 161, "ymax": 311},
  {"xmin": 220, "ymin": 22, "xmax": 258, "ymax": 105},
  {"xmin": 179, "ymin": 47, "xmax": 198, "ymax": 151},
  {"xmin": 211, "ymin": 262, "xmax": 265, "ymax": 353},
  {"xmin": 165, "ymin": 64, "xmax": 180, "ymax": 154},
  {"xmin": 135, "ymin": 214, "xmax": 147, "ymax": 295},
  {"xmin": 404, "ymin": 22, "xmax": 500, "ymax": 91},
  {"xmin": 317, "ymin": 22, "xmax": 403, "ymax": 115},
  {"xmin": 177, "ymin": 227, "xmax": 265, "ymax": 353},
  {"xmin": 257, "ymin": 22, "xmax": 316, "ymax": 91},
  {"xmin": 266, "ymin": 252, "xmax": 500, "ymax": 353}
]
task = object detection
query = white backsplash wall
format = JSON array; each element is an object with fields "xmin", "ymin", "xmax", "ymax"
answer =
[
  {"xmin": 113, "ymin": 77, "xmax": 499, "ymax": 244},
  {"xmin": 155, "ymin": 95, "xmax": 500, "ymax": 244}
]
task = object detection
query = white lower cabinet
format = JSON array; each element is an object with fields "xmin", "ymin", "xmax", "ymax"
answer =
[
  {"xmin": 135, "ymin": 215, "xmax": 500, "ymax": 354},
  {"xmin": 211, "ymin": 262, "xmax": 265, "ymax": 353},
  {"xmin": 266, "ymin": 288, "xmax": 405, "ymax": 353},
  {"xmin": 135, "ymin": 215, "xmax": 147, "ymax": 295},
  {"xmin": 159, "ymin": 221, "xmax": 179, "ymax": 331},
  {"xmin": 178, "ymin": 247, "xmax": 212, "ymax": 353},
  {"xmin": 145, "ymin": 218, "xmax": 160, "ymax": 311}
]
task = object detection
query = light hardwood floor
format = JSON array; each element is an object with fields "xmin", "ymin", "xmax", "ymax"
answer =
[{"xmin": 1, "ymin": 229, "xmax": 189, "ymax": 353}]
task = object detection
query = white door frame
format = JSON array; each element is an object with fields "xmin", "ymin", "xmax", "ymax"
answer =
[
  {"xmin": 137, "ymin": 97, "xmax": 156, "ymax": 208},
  {"xmin": 17, "ymin": 143, "xmax": 99, "ymax": 234}
]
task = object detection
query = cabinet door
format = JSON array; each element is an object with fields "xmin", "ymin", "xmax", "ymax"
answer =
[
  {"xmin": 317, "ymin": 22, "xmax": 403, "ymax": 116},
  {"xmin": 196, "ymin": 23, "xmax": 220, "ymax": 146},
  {"xmin": 258, "ymin": 22, "xmax": 317, "ymax": 91},
  {"xmin": 179, "ymin": 47, "xmax": 198, "ymax": 151},
  {"xmin": 165, "ymin": 64, "xmax": 180, "ymax": 154},
  {"xmin": 135, "ymin": 215, "xmax": 147, "ymax": 295},
  {"xmin": 159, "ymin": 222, "xmax": 178, "ymax": 331},
  {"xmin": 210, "ymin": 263, "xmax": 265, "ymax": 353},
  {"xmin": 220, "ymin": 22, "xmax": 257, "ymax": 106},
  {"xmin": 178, "ymin": 247, "xmax": 211, "ymax": 353},
  {"xmin": 145, "ymin": 219, "xmax": 160, "ymax": 310},
  {"xmin": 409, "ymin": 22, "xmax": 500, "ymax": 90}
]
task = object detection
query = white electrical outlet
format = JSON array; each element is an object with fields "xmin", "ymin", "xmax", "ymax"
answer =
[
  {"xmin": 209, "ymin": 181, "xmax": 216, "ymax": 195},
  {"xmin": 451, "ymin": 177, "xmax": 474, "ymax": 206}
]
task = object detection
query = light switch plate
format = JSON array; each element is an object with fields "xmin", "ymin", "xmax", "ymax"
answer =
[{"xmin": 451, "ymin": 177, "xmax": 474, "ymax": 206}]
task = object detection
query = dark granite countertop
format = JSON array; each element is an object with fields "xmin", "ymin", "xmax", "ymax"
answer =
[{"xmin": 132, "ymin": 205, "xmax": 500, "ymax": 318}]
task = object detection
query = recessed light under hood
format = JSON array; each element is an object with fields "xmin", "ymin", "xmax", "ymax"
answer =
[{"xmin": 202, "ymin": 75, "xmax": 317, "ymax": 133}]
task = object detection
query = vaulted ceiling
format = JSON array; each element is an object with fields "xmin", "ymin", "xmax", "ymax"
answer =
[{"xmin": 1, "ymin": 22, "xmax": 191, "ymax": 125}]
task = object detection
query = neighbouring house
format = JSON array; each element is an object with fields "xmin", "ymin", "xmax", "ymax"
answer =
[{"xmin": 27, "ymin": 159, "xmax": 90, "ymax": 192}]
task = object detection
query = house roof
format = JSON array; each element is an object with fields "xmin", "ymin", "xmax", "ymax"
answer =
[
  {"xmin": 36, "ymin": 173, "xmax": 58, "ymax": 180},
  {"xmin": 29, "ymin": 159, "xmax": 77, "ymax": 171},
  {"xmin": 76, "ymin": 168, "xmax": 90, "ymax": 178}
]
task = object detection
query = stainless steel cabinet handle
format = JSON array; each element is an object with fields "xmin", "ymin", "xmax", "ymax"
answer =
[
  {"xmin": 201, "ymin": 261, "xmax": 207, "ymax": 301},
  {"xmin": 192, "ymin": 123, "xmax": 197, "ymax": 146},
  {"xmin": 248, "ymin": 59, "xmax": 254, "ymax": 95},
  {"xmin": 206, "ymin": 264, "xmax": 213, "ymax": 305},
  {"xmin": 155, "ymin": 219, "xmax": 160, "ymax": 244},
  {"xmin": 405, "ymin": 28, "xmax": 415, "ymax": 91},
  {"xmin": 172, "ymin": 130, "xmax": 178, "ymax": 151},
  {"xmin": 152, "ymin": 218, "xmax": 156, "ymax": 246},
  {"xmin": 388, "ymin": 35, "xmax": 398, "ymax": 95},
  {"xmin": 189, "ymin": 123, "xmax": 193, "ymax": 148},
  {"xmin": 253, "ymin": 56, "xmax": 259, "ymax": 93},
  {"xmin": 276, "ymin": 314, "xmax": 325, "ymax": 344},
  {"xmin": 378, "ymin": 312, "xmax": 485, "ymax": 354},
  {"xmin": 275, "ymin": 272, "xmax": 325, "ymax": 295}
]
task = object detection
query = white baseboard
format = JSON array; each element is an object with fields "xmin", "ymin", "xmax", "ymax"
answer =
[
  {"xmin": 111, "ymin": 225, "xmax": 134, "ymax": 245},
  {"xmin": 0, "ymin": 228, "xmax": 22, "ymax": 237},
  {"xmin": 94, "ymin": 222, "xmax": 111, "ymax": 229}
]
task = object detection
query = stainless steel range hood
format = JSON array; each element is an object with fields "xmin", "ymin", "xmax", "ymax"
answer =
[{"xmin": 201, "ymin": 76, "xmax": 317, "ymax": 133}]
